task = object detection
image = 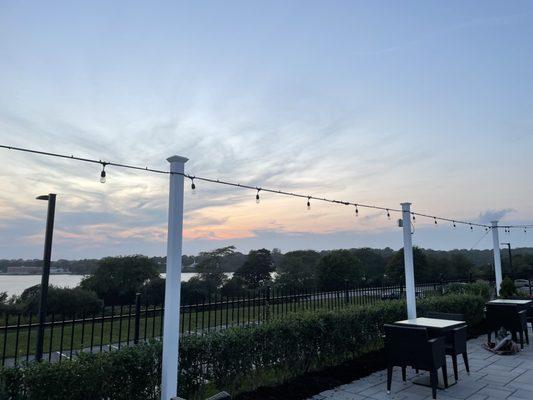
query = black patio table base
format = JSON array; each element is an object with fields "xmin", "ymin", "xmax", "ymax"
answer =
[{"xmin": 412, "ymin": 372, "xmax": 457, "ymax": 389}]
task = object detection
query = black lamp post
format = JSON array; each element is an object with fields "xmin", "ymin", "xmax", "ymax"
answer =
[{"xmin": 35, "ymin": 193, "xmax": 56, "ymax": 362}]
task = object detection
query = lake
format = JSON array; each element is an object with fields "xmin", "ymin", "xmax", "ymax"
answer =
[{"xmin": 0, "ymin": 272, "xmax": 234, "ymax": 297}]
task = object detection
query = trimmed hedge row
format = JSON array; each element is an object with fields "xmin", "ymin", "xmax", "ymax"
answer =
[{"xmin": 0, "ymin": 294, "xmax": 485, "ymax": 400}]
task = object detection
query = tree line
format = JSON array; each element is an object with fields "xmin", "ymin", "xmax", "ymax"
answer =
[{"xmin": 3, "ymin": 246, "xmax": 533, "ymax": 315}]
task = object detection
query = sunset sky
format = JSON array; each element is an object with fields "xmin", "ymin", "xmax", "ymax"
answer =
[{"xmin": 1, "ymin": 1, "xmax": 532, "ymax": 259}]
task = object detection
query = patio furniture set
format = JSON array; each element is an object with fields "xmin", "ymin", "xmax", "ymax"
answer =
[{"xmin": 384, "ymin": 299, "xmax": 533, "ymax": 399}]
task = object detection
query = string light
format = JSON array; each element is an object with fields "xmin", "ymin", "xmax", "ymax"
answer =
[
  {"xmin": 3, "ymin": 143, "xmax": 531, "ymax": 232},
  {"xmin": 470, "ymin": 224, "xmax": 473, "ymax": 231},
  {"xmin": 412, "ymin": 213, "xmax": 416, "ymax": 223},
  {"xmin": 256, "ymin": 189, "xmax": 261, "ymax": 204},
  {"xmin": 453, "ymin": 221, "xmax": 456, "ymax": 229},
  {"xmin": 386, "ymin": 209, "xmax": 391, "ymax": 220},
  {"xmin": 190, "ymin": 177, "xmax": 196, "ymax": 194},
  {"xmin": 100, "ymin": 163, "xmax": 107, "ymax": 184}
]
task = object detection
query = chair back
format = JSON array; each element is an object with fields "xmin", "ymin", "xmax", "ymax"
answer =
[{"xmin": 384, "ymin": 324, "xmax": 428, "ymax": 366}]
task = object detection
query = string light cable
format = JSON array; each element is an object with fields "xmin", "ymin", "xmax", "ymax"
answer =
[{"xmin": 1, "ymin": 144, "xmax": 528, "ymax": 231}]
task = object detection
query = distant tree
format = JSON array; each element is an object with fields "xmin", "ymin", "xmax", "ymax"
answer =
[
  {"xmin": 80, "ymin": 255, "xmax": 159, "ymax": 305},
  {"xmin": 234, "ymin": 249, "xmax": 274, "ymax": 290},
  {"xmin": 384, "ymin": 247, "xmax": 429, "ymax": 284},
  {"xmin": 450, "ymin": 253, "xmax": 475, "ymax": 280},
  {"xmin": 275, "ymin": 250, "xmax": 320, "ymax": 290},
  {"xmin": 316, "ymin": 250, "xmax": 363, "ymax": 290},
  {"xmin": 140, "ymin": 276, "xmax": 166, "ymax": 305},
  {"xmin": 352, "ymin": 248, "xmax": 387, "ymax": 285},
  {"xmin": 220, "ymin": 275, "xmax": 248, "ymax": 297},
  {"xmin": 196, "ymin": 246, "xmax": 235, "ymax": 289},
  {"xmin": 16, "ymin": 285, "xmax": 102, "ymax": 316}
]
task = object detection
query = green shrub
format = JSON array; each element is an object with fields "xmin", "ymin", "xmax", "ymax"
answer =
[
  {"xmin": 444, "ymin": 281, "xmax": 492, "ymax": 301},
  {"xmin": 499, "ymin": 276, "xmax": 518, "ymax": 298},
  {"xmin": 0, "ymin": 293, "xmax": 485, "ymax": 399}
]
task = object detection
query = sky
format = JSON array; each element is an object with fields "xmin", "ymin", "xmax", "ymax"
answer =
[{"xmin": 0, "ymin": 0, "xmax": 532, "ymax": 260}]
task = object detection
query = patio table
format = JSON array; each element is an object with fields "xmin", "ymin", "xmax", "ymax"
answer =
[
  {"xmin": 488, "ymin": 299, "xmax": 532, "ymax": 311},
  {"xmin": 393, "ymin": 317, "xmax": 466, "ymax": 389}
]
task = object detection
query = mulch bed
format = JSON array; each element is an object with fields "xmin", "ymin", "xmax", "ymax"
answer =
[{"xmin": 235, "ymin": 349, "xmax": 387, "ymax": 400}]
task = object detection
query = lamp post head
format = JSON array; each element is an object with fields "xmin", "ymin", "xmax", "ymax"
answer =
[{"xmin": 36, "ymin": 195, "xmax": 49, "ymax": 201}]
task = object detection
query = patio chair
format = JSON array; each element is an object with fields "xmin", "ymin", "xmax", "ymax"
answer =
[
  {"xmin": 486, "ymin": 304, "xmax": 529, "ymax": 349},
  {"xmin": 425, "ymin": 311, "xmax": 469, "ymax": 381},
  {"xmin": 384, "ymin": 324, "xmax": 448, "ymax": 399}
]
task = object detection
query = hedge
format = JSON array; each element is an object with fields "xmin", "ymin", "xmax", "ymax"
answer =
[{"xmin": 0, "ymin": 294, "xmax": 485, "ymax": 400}]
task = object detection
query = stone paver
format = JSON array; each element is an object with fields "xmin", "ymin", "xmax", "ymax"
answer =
[{"xmin": 307, "ymin": 326, "xmax": 533, "ymax": 400}]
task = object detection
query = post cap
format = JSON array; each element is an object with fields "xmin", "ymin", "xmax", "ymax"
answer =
[{"xmin": 167, "ymin": 155, "xmax": 188, "ymax": 164}]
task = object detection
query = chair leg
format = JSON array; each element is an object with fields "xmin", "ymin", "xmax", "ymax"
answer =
[
  {"xmin": 451, "ymin": 354, "xmax": 458, "ymax": 381},
  {"xmin": 442, "ymin": 361, "xmax": 449, "ymax": 388},
  {"xmin": 430, "ymin": 369, "xmax": 437, "ymax": 399},
  {"xmin": 401, "ymin": 366, "xmax": 406, "ymax": 382},
  {"xmin": 387, "ymin": 365, "xmax": 393, "ymax": 393},
  {"xmin": 462, "ymin": 352, "xmax": 470, "ymax": 375},
  {"xmin": 525, "ymin": 325, "xmax": 529, "ymax": 345},
  {"xmin": 519, "ymin": 330, "xmax": 524, "ymax": 349}
]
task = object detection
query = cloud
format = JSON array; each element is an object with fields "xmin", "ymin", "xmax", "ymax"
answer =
[{"xmin": 476, "ymin": 208, "xmax": 515, "ymax": 223}]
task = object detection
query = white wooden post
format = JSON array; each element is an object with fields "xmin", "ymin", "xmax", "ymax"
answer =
[
  {"xmin": 401, "ymin": 202, "xmax": 417, "ymax": 319},
  {"xmin": 161, "ymin": 155, "xmax": 188, "ymax": 400},
  {"xmin": 491, "ymin": 220, "xmax": 503, "ymax": 296}
]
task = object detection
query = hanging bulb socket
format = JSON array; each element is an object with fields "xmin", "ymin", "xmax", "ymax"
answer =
[
  {"xmin": 256, "ymin": 189, "xmax": 261, "ymax": 204},
  {"xmin": 100, "ymin": 163, "xmax": 107, "ymax": 183},
  {"xmin": 190, "ymin": 177, "xmax": 196, "ymax": 194},
  {"xmin": 355, "ymin": 205, "xmax": 359, "ymax": 217},
  {"xmin": 470, "ymin": 224, "xmax": 473, "ymax": 231},
  {"xmin": 453, "ymin": 221, "xmax": 456, "ymax": 228},
  {"xmin": 307, "ymin": 197, "xmax": 311, "ymax": 210},
  {"xmin": 434, "ymin": 217, "xmax": 437, "ymax": 225},
  {"xmin": 386, "ymin": 209, "xmax": 391, "ymax": 220},
  {"xmin": 412, "ymin": 213, "xmax": 416, "ymax": 222}
]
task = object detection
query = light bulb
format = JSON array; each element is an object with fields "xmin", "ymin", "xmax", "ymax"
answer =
[
  {"xmin": 307, "ymin": 198, "xmax": 311, "ymax": 210},
  {"xmin": 191, "ymin": 178, "xmax": 196, "ymax": 194},
  {"xmin": 256, "ymin": 190, "xmax": 260, "ymax": 204},
  {"xmin": 355, "ymin": 205, "xmax": 359, "ymax": 217},
  {"xmin": 100, "ymin": 168, "xmax": 106, "ymax": 183},
  {"xmin": 386, "ymin": 209, "xmax": 391, "ymax": 220}
]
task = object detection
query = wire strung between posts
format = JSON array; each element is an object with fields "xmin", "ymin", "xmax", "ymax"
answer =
[{"xmin": 1, "ymin": 143, "xmax": 527, "ymax": 230}]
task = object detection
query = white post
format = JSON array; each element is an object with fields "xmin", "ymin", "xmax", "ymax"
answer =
[
  {"xmin": 491, "ymin": 220, "xmax": 503, "ymax": 296},
  {"xmin": 161, "ymin": 155, "xmax": 188, "ymax": 400},
  {"xmin": 401, "ymin": 202, "xmax": 417, "ymax": 320}
]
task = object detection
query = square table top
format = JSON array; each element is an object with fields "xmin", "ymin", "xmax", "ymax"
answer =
[
  {"xmin": 488, "ymin": 299, "xmax": 532, "ymax": 305},
  {"xmin": 394, "ymin": 317, "xmax": 465, "ymax": 329}
]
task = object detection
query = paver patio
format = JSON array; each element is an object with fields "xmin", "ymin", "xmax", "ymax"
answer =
[{"xmin": 308, "ymin": 327, "xmax": 533, "ymax": 400}]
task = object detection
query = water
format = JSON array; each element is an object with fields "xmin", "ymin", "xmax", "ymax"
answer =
[{"xmin": 0, "ymin": 272, "xmax": 221, "ymax": 297}]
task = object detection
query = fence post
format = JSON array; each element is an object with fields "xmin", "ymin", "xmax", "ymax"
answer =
[{"xmin": 134, "ymin": 293, "xmax": 141, "ymax": 344}]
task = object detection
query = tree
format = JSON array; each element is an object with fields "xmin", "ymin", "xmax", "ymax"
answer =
[
  {"xmin": 450, "ymin": 253, "xmax": 475, "ymax": 280},
  {"xmin": 275, "ymin": 250, "xmax": 320, "ymax": 290},
  {"xmin": 315, "ymin": 250, "xmax": 363, "ymax": 290},
  {"xmin": 80, "ymin": 255, "xmax": 159, "ymax": 305},
  {"xmin": 140, "ymin": 276, "xmax": 166, "ymax": 305},
  {"xmin": 499, "ymin": 276, "xmax": 517, "ymax": 298},
  {"xmin": 16, "ymin": 285, "xmax": 102, "ymax": 316},
  {"xmin": 384, "ymin": 247, "xmax": 429, "ymax": 284},
  {"xmin": 352, "ymin": 248, "xmax": 387, "ymax": 285},
  {"xmin": 195, "ymin": 246, "xmax": 235, "ymax": 289},
  {"xmin": 234, "ymin": 249, "xmax": 274, "ymax": 290}
]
